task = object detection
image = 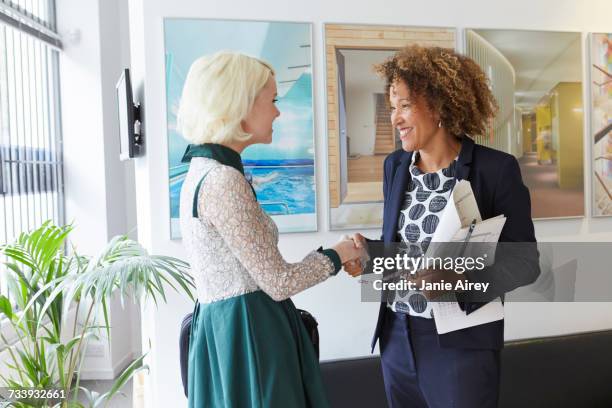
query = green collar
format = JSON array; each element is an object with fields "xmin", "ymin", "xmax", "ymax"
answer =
[{"xmin": 181, "ymin": 143, "xmax": 244, "ymax": 175}]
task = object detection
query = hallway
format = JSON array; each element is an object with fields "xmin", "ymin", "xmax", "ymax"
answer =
[{"xmin": 518, "ymin": 152, "xmax": 584, "ymax": 218}]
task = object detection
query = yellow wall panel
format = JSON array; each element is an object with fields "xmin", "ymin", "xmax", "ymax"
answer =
[
  {"xmin": 535, "ymin": 104, "xmax": 552, "ymax": 162},
  {"xmin": 521, "ymin": 114, "xmax": 534, "ymax": 154},
  {"xmin": 553, "ymin": 82, "xmax": 584, "ymax": 189}
]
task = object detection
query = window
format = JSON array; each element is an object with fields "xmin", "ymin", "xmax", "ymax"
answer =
[
  {"xmin": 0, "ymin": 0, "xmax": 63, "ymax": 293},
  {"xmin": 0, "ymin": 0, "xmax": 57, "ymax": 32}
]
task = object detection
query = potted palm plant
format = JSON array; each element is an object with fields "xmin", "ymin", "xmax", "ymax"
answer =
[{"xmin": 0, "ymin": 222, "xmax": 194, "ymax": 407}]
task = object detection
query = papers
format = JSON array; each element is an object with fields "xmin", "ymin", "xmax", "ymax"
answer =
[
  {"xmin": 428, "ymin": 180, "xmax": 506, "ymax": 334},
  {"xmin": 450, "ymin": 215, "xmax": 507, "ymax": 265},
  {"xmin": 429, "ymin": 180, "xmax": 482, "ymax": 244},
  {"xmin": 432, "ymin": 295, "xmax": 504, "ymax": 334},
  {"xmin": 453, "ymin": 179, "xmax": 483, "ymax": 227}
]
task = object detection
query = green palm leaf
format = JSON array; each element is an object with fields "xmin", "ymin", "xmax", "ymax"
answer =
[{"xmin": 1, "ymin": 222, "xmax": 193, "ymax": 407}]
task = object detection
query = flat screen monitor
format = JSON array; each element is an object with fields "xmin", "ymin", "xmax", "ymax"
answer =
[{"xmin": 116, "ymin": 68, "xmax": 140, "ymax": 160}]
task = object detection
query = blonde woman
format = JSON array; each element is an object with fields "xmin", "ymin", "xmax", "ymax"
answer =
[{"xmin": 177, "ymin": 51, "xmax": 363, "ymax": 408}]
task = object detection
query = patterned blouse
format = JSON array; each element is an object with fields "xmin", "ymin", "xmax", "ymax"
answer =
[
  {"xmin": 391, "ymin": 151, "xmax": 457, "ymax": 318},
  {"xmin": 179, "ymin": 144, "xmax": 338, "ymax": 304}
]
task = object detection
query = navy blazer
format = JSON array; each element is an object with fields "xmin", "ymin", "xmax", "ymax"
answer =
[{"xmin": 371, "ymin": 136, "xmax": 540, "ymax": 351}]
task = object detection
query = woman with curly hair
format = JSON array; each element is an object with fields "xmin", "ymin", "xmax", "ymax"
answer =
[{"xmin": 346, "ymin": 45, "xmax": 540, "ymax": 407}]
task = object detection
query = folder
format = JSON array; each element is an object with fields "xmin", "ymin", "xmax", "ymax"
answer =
[{"xmin": 425, "ymin": 180, "xmax": 506, "ymax": 334}]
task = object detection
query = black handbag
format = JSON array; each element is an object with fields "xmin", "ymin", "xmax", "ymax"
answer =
[
  {"xmin": 297, "ymin": 308, "xmax": 319, "ymax": 359},
  {"xmin": 179, "ymin": 307, "xmax": 320, "ymax": 397},
  {"xmin": 179, "ymin": 312, "xmax": 193, "ymax": 397}
]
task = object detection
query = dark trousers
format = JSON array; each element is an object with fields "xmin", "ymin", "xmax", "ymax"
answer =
[{"xmin": 379, "ymin": 311, "xmax": 500, "ymax": 408}]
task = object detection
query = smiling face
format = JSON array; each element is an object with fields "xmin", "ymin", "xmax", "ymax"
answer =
[
  {"xmin": 241, "ymin": 76, "xmax": 281, "ymax": 145},
  {"xmin": 389, "ymin": 80, "xmax": 440, "ymax": 152}
]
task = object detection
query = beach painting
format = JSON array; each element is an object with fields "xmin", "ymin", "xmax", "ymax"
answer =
[{"xmin": 164, "ymin": 19, "xmax": 317, "ymax": 238}]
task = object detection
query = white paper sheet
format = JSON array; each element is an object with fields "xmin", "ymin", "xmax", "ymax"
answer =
[
  {"xmin": 453, "ymin": 180, "xmax": 483, "ymax": 227},
  {"xmin": 432, "ymin": 296, "xmax": 504, "ymax": 334},
  {"xmin": 427, "ymin": 180, "xmax": 506, "ymax": 334}
]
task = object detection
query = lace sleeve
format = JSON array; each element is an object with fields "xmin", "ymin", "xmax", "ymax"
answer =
[{"xmin": 199, "ymin": 166, "xmax": 334, "ymax": 301}]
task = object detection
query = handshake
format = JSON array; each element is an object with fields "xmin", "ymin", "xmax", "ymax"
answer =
[{"xmin": 331, "ymin": 234, "xmax": 370, "ymax": 277}]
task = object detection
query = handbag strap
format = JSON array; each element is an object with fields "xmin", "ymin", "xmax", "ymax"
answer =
[
  {"xmin": 192, "ymin": 166, "xmax": 217, "ymax": 218},
  {"xmin": 192, "ymin": 166, "xmax": 257, "ymax": 218}
]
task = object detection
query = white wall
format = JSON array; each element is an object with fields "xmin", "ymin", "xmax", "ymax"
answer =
[
  {"xmin": 125, "ymin": 0, "xmax": 612, "ymax": 406},
  {"xmin": 466, "ymin": 30, "xmax": 518, "ymax": 155},
  {"xmin": 117, "ymin": 0, "xmax": 143, "ymax": 361},
  {"xmin": 58, "ymin": 0, "xmax": 107, "ymax": 253},
  {"xmin": 345, "ymin": 88, "xmax": 376, "ymax": 156},
  {"xmin": 57, "ymin": 0, "xmax": 138, "ymax": 380}
]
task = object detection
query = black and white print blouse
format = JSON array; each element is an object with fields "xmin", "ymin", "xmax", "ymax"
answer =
[{"xmin": 390, "ymin": 151, "xmax": 458, "ymax": 318}]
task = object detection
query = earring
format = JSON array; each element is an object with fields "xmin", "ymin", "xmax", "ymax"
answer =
[{"xmin": 438, "ymin": 120, "xmax": 442, "ymax": 128}]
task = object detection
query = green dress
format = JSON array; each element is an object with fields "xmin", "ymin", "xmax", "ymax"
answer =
[
  {"xmin": 188, "ymin": 292, "xmax": 329, "ymax": 407},
  {"xmin": 179, "ymin": 144, "xmax": 340, "ymax": 408}
]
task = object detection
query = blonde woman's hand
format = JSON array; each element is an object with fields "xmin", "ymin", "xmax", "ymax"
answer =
[{"xmin": 332, "ymin": 237, "xmax": 363, "ymax": 265}]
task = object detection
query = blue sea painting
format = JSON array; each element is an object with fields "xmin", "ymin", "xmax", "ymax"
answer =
[{"xmin": 164, "ymin": 19, "xmax": 317, "ymax": 238}]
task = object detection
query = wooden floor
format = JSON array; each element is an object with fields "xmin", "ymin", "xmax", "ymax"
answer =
[
  {"xmin": 344, "ymin": 181, "xmax": 383, "ymax": 203},
  {"xmin": 343, "ymin": 154, "xmax": 386, "ymax": 203},
  {"xmin": 348, "ymin": 154, "xmax": 386, "ymax": 182}
]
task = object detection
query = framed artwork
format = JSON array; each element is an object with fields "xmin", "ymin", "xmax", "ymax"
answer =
[
  {"xmin": 164, "ymin": 19, "xmax": 317, "ymax": 239},
  {"xmin": 590, "ymin": 33, "xmax": 612, "ymax": 217},
  {"xmin": 466, "ymin": 29, "xmax": 585, "ymax": 219},
  {"xmin": 324, "ymin": 24, "xmax": 456, "ymax": 230}
]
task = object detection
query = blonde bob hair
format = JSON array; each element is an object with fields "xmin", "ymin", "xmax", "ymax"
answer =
[{"xmin": 177, "ymin": 51, "xmax": 275, "ymax": 144}]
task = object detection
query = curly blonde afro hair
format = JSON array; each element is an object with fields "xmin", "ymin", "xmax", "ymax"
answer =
[{"xmin": 374, "ymin": 45, "xmax": 498, "ymax": 138}]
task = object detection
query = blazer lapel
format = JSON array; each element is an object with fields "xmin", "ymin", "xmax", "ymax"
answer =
[
  {"xmin": 382, "ymin": 137, "xmax": 474, "ymax": 242},
  {"xmin": 383, "ymin": 152, "xmax": 412, "ymax": 242},
  {"xmin": 455, "ymin": 135, "xmax": 474, "ymax": 181}
]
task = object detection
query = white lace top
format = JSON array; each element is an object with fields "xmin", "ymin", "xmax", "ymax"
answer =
[{"xmin": 179, "ymin": 157, "xmax": 335, "ymax": 304}]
